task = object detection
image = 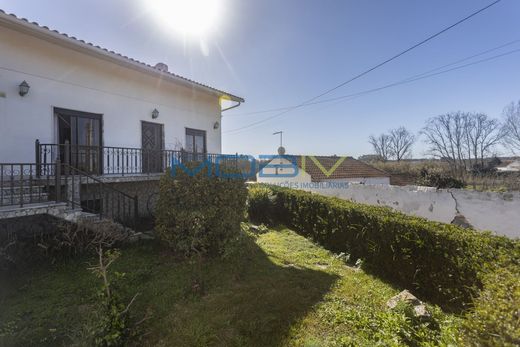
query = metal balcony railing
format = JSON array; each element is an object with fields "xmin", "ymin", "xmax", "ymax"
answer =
[
  {"xmin": 35, "ymin": 140, "xmax": 239, "ymax": 176},
  {"xmin": 0, "ymin": 163, "xmax": 58, "ymax": 208},
  {"xmin": 0, "ymin": 161, "xmax": 138, "ymax": 229}
]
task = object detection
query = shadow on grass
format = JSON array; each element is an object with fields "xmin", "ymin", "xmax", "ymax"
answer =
[
  {"xmin": 280, "ymin": 223, "xmax": 465, "ymax": 313},
  {"xmin": 1, "ymin": 235, "xmax": 339, "ymax": 347},
  {"xmin": 127, "ymin": 236, "xmax": 339, "ymax": 347}
]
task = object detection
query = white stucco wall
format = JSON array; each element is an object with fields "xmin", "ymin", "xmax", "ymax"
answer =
[
  {"xmin": 302, "ymin": 184, "xmax": 520, "ymax": 238},
  {"xmin": 0, "ymin": 26, "xmax": 222, "ymax": 163}
]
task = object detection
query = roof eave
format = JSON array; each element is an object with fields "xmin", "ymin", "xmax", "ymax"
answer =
[{"xmin": 0, "ymin": 11, "xmax": 244, "ymax": 103}]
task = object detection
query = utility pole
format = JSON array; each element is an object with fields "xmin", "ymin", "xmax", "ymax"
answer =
[
  {"xmin": 273, "ymin": 131, "xmax": 285, "ymax": 155},
  {"xmin": 273, "ymin": 131, "xmax": 283, "ymax": 147}
]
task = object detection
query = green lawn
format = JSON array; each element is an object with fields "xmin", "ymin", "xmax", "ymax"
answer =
[{"xmin": 0, "ymin": 228, "xmax": 461, "ymax": 346}]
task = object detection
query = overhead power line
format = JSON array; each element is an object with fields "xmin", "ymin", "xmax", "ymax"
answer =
[
  {"xmin": 225, "ymin": 47, "xmax": 520, "ymax": 136},
  {"xmin": 225, "ymin": 39, "xmax": 520, "ymax": 118},
  {"xmin": 224, "ymin": 0, "xmax": 503, "ymax": 134},
  {"xmin": 312, "ymin": 48, "xmax": 520, "ymax": 106}
]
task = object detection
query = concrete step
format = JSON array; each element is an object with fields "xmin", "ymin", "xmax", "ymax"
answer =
[
  {"xmin": 0, "ymin": 193, "xmax": 50, "ymax": 206},
  {"xmin": 0, "ymin": 202, "xmax": 68, "ymax": 220},
  {"xmin": 0, "ymin": 179, "xmax": 51, "ymax": 187},
  {"xmin": 0, "ymin": 186, "xmax": 48, "ymax": 196},
  {"xmin": 59, "ymin": 209, "xmax": 136, "ymax": 234},
  {"xmin": 59, "ymin": 209, "xmax": 100, "ymax": 223}
]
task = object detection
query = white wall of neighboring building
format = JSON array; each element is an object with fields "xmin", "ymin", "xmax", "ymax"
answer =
[{"xmin": 0, "ymin": 25, "xmax": 223, "ymax": 163}]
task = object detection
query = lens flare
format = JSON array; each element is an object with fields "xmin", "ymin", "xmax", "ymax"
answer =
[{"xmin": 146, "ymin": 0, "xmax": 223, "ymax": 38}]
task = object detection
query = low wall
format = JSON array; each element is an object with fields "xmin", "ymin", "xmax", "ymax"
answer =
[
  {"xmin": 0, "ymin": 214, "xmax": 67, "ymax": 240},
  {"xmin": 301, "ymin": 184, "xmax": 520, "ymax": 238}
]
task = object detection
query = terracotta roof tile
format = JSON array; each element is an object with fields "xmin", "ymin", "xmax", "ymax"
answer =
[{"xmin": 292, "ymin": 155, "xmax": 389, "ymax": 181}]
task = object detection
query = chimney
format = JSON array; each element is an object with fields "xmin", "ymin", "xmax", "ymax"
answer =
[{"xmin": 154, "ymin": 62, "xmax": 169, "ymax": 72}]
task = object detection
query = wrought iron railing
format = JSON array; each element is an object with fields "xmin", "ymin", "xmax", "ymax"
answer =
[
  {"xmin": 64, "ymin": 164, "xmax": 138, "ymax": 229},
  {"xmin": 0, "ymin": 163, "xmax": 58, "ymax": 208},
  {"xmin": 0, "ymin": 161, "xmax": 138, "ymax": 229},
  {"xmin": 2, "ymin": 148, "xmax": 252, "ymax": 228},
  {"xmin": 36, "ymin": 140, "xmax": 239, "ymax": 176}
]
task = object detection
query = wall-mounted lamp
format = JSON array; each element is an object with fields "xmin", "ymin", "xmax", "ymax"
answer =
[
  {"xmin": 151, "ymin": 108, "xmax": 159, "ymax": 119},
  {"xmin": 19, "ymin": 80, "xmax": 30, "ymax": 97},
  {"xmin": 213, "ymin": 121, "xmax": 220, "ymax": 129}
]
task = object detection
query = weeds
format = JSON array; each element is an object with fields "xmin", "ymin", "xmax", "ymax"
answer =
[{"xmin": 85, "ymin": 247, "xmax": 148, "ymax": 346}]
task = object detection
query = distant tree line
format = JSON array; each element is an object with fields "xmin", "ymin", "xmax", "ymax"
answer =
[{"xmin": 367, "ymin": 99, "xmax": 520, "ymax": 176}]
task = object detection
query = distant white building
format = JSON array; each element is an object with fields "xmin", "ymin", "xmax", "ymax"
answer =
[{"xmin": 497, "ymin": 160, "xmax": 520, "ymax": 172}]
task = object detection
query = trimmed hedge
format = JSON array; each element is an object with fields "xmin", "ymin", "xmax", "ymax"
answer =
[
  {"xmin": 463, "ymin": 260, "xmax": 520, "ymax": 346},
  {"xmin": 248, "ymin": 184, "xmax": 520, "ymax": 310},
  {"xmin": 156, "ymin": 164, "xmax": 247, "ymax": 257},
  {"xmin": 247, "ymin": 186, "xmax": 277, "ymax": 225}
]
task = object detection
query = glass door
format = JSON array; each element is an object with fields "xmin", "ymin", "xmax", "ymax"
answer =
[
  {"xmin": 56, "ymin": 108, "xmax": 102, "ymax": 174},
  {"xmin": 185, "ymin": 128, "xmax": 206, "ymax": 162}
]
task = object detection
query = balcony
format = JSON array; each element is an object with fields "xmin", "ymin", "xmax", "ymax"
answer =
[
  {"xmin": 0, "ymin": 143, "xmax": 251, "ymax": 224},
  {"xmin": 35, "ymin": 140, "xmax": 243, "ymax": 177}
]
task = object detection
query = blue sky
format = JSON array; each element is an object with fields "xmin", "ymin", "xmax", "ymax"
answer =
[{"xmin": 1, "ymin": 0, "xmax": 519, "ymax": 157}]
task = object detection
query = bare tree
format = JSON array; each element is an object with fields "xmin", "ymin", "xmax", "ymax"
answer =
[
  {"xmin": 463, "ymin": 113, "xmax": 504, "ymax": 170},
  {"xmin": 368, "ymin": 134, "xmax": 392, "ymax": 161},
  {"xmin": 422, "ymin": 112, "xmax": 503, "ymax": 177},
  {"xmin": 421, "ymin": 112, "xmax": 468, "ymax": 176},
  {"xmin": 388, "ymin": 127, "xmax": 415, "ymax": 161},
  {"xmin": 502, "ymin": 101, "xmax": 520, "ymax": 153}
]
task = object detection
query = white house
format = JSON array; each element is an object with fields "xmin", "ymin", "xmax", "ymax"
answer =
[
  {"xmin": 497, "ymin": 160, "xmax": 520, "ymax": 172},
  {"xmin": 0, "ymin": 10, "xmax": 243, "ymax": 224},
  {"xmin": 257, "ymin": 155, "xmax": 390, "ymax": 186},
  {"xmin": 0, "ymin": 10, "xmax": 243, "ymax": 168}
]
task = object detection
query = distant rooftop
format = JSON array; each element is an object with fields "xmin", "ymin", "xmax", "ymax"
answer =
[{"xmin": 294, "ymin": 155, "xmax": 390, "ymax": 181}]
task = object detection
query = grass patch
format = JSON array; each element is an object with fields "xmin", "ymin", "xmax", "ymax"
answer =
[{"xmin": 1, "ymin": 228, "xmax": 460, "ymax": 346}]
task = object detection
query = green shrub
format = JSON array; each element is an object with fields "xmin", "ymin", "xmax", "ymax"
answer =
[
  {"xmin": 247, "ymin": 186, "xmax": 277, "ymax": 224},
  {"xmin": 247, "ymin": 184, "xmax": 520, "ymax": 310},
  {"xmin": 87, "ymin": 249, "xmax": 139, "ymax": 347},
  {"xmin": 0, "ymin": 218, "xmax": 127, "ymax": 270},
  {"xmin": 219, "ymin": 223, "xmax": 260, "ymax": 279},
  {"xmin": 155, "ymin": 164, "xmax": 247, "ymax": 257},
  {"xmin": 463, "ymin": 259, "xmax": 520, "ymax": 346},
  {"xmin": 417, "ymin": 168, "xmax": 465, "ymax": 188}
]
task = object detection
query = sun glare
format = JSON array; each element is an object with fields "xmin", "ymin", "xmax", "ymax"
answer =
[{"xmin": 146, "ymin": 0, "xmax": 223, "ymax": 38}]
